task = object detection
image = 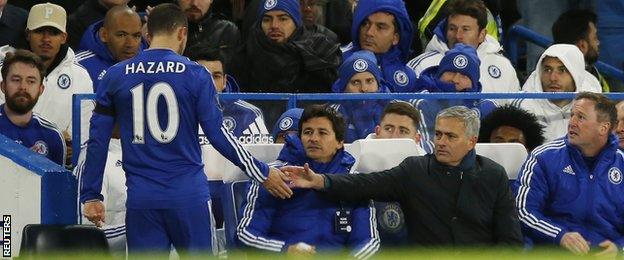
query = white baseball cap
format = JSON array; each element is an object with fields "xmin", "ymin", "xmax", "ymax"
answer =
[{"xmin": 27, "ymin": 3, "xmax": 67, "ymax": 33}]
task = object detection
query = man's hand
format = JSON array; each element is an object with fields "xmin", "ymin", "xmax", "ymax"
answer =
[
  {"xmin": 560, "ymin": 232, "xmax": 590, "ymax": 255},
  {"xmin": 262, "ymin": 167, "xmax": 293, "ymax": 199},
  {"xmin": 83, "ymin": 200, "xmax": 105, "ymax": 227},
  {"xmin": 287, "ymin": 242, "xmax": 316, "ymax": 256},
  {"xmin": 281, "ymin": 163, "xmax": 325, "ymax": 190},
  {"xmin": 595, "ymin": 240, "xmax": 618, "ymax": 258}
]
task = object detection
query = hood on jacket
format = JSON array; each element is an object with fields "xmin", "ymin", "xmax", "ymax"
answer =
[
  {"xmin": 332, "ymin": 50, "xmax": 391, "ymax": 93},
  {"xmin": 418, "ymin": 43, "xmax": 482, "ymax": 93},
  {"xmin": 522, "ymin": 44, "xmax": 601, "ymax": 93},
  {"xmin": 351, "ymin": 0, "xmax": 413, "ymax": 61},
  {"xmin": 272, "ymin": 108, "xmax": 304, "ymax": 140},
  {"xmin": 427, "ymin": 18, "xmax": 502, "ymax": 55},
  {"xmin": 78, "ymin": 19, "xmax": 147, "ymax": 63},
  {"xmin": 257, "ymin": 0, "xmax": 302, "ymax": 28}
]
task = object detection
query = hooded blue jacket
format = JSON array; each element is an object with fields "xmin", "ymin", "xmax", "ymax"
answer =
[
  {"xmin": 513, "ymin": 135, "xmax": 624, "ymax": 249},
  {"xmin": 76, "ymin": 20, "xmax": 147, "ymax": 93},
  {"xmin": 331, "ymin": 51, "xmax": 391, "ymax": 143},
  {"xmin": 237, "ymin": 135, "xmax": 379, "ymax": 258},
  {"xmin": 342, "ymin": 0, "xmax": 417, "ymax": 93}
]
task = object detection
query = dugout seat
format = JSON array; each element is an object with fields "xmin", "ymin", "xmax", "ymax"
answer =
[
  {"xmin": 20, "ymin": 224, "xmax": 109, "ymax": 256},
  {"xmin": 349, "ymin": 138, "xmax": 424, "ymax": 248},
  {"xmin": 475, "ymin": 143, "xmax": 528, "ymax": 180}
]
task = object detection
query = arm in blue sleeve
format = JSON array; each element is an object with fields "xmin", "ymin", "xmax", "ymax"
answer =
[
  {"xmin": 348, "ymin": 200, "xmax": 380, "ymax": 259},
  {"xmin": 50, "ymin": 127, "xmax": 67, "ymax": 167},
  {"xmin": 200, "ymin": 119, "xmax": 268, "ymax": 183},
  {"xmin": 79, "ymin": 110, "xmax": 114, "ymax": 203},
  {"xmin": 236, "ymin": 181, "xmax": 286, "ymax": 252},
  {"xmin": 514, "ymin": 153, "xmax": 568, "ymax": 244}
]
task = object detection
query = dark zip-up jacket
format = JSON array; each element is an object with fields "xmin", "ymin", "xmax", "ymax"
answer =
[{"xmin": 323, "ymin": 150, "xmax": 523, "ymax": 246}]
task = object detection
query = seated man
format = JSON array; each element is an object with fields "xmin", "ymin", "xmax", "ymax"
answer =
[
  {"xmin": 285, "ymin": 106, "xmax": 523, "ymax": 246},
  {"xmin": 237, "ymin": 104, "xmax": 379, "ymax": 258},
  {"xmin": 512, "ymin": 44, "xmax": 601, "ymax": 141},
  {"xmin": 272, "ymin": 108, "xmax": 304, "ymax": 144},
  {"xmin": 342, "ymin": 0, "xmax": 417, "ymax": 92},
  {"xmin": 514, "ymin": 92, "xmax": 624, "ymax": 258},
  {"xmin": 0, "ymin": 50, "xmax": 65, "ymax": 166},
  {"xmin": 368, "ymin": 101, "xmax": 430, "ymax": 154},
  {"xmin": 330, "ymin": 50, "xmax": 391, "ymax": 142},
  {"xmin": 616, "ymin": 100, "xmax": 624, "ymax": 150},
  {"xmin": 77, "ymin": 5, "xmax": 146, "ymax": 92},
  {"xmin": 408, "ymin": 0, "xmax": 519, "ymax": 93},
  {"xmin": 411, "ymin": 44, "xmax": 497, "ymax": 146},
  {"xmin": 187, "ymin": 45, "xmax": 272, "ymax": 144},
  {"xmin": 230, "ymin": 0, "xmax": 341, "ymax": 93},
  {"xmin": 478, "ymin": 105, "xmax": 546, "ymax": 152}
]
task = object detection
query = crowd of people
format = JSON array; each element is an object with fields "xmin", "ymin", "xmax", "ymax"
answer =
[{"xmin": 1, "ymin": 0, "xmax": 624, "ymax": 258}]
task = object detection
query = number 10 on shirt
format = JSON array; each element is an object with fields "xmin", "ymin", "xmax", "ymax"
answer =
[{"xmin": 130, "ymin": 82, "xmax": 180, "ymax": 144}]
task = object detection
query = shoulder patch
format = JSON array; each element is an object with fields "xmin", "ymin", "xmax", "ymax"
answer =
[
  {"xmin": 488, "ymin": 65, "xmax": 501, "ymax": 79},
  {"xmin": 57, "ymin": 74, "xmax": 71, "ymax": 89},
  {"xmin": 393, "ymin": 70, "xmax": 409, "ymax": 87},
  {"xmin": 223, "ymin": 116, "xmax": 236, "ymax": 131},
  {"xmin": 609, "ymin": 167, "xmax": 622, "ymax": 185}
]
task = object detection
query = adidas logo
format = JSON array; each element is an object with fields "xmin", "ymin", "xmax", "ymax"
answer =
[{"xmin": 562, "ymin": 165, "xmax": 575, "ymax": 175}]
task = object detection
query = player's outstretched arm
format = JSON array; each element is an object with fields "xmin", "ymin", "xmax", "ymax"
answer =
[
  {"xmin": 263, "ymin": 167, "xmax": 293, "ymax": 199},
  {"xmin": 281, "ymin": 163, "xmax": 325, "ymax": 190}
]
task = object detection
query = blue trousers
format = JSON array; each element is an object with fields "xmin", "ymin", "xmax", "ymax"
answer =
[{"xmin": 126, "ymin": 201, "xmax": 215, "ymax": 254}]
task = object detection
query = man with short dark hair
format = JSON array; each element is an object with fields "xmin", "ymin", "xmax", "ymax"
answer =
[
  {"xmin": 408, "ymin": 0, "xmax": 519, "ymax": 94},
  {"xmin": 552, "ymin": 9, "xmax": 608, "ymax": 92},
  {"xmin": 178, "ymin": 0, "xmax": 241, "ymax": 66},
  {"xmin": 285, "ymin": 106, "xmax": 523, "ymax": 246},
  {"xmin": 371, "ymin": 101, "xmax": 429, "ymax": 153},
  {"xmin": 77, "ymin": 5, "xmax": 146, "ymax": 92},
  {"xmin": 342, "ymin": 0, "xmax": 417, "ymax": 92},
  {"xmin": 230, "ymin": 0, "xmax": 341, "ymax": 93},
  {"xmin": 80, "ymin": 3, "xmax": 293, "ymax": 253},
  {"xmin": 0, "ymin": 3, "xmax": 94, "ymax": 164},
  {"xmin": 238, "ymin": 104, "xmax": 379, "ymax": 258},
  {"xmin": 0, "ymin": 49, "xmax": 65, "ymax": 166},
  {"xmin": 514, "ymin": 92, "xmax": 624, "ymax": 258}
]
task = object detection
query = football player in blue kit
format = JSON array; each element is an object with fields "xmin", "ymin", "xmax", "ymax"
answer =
[{"xmin": 79, "ymin": 3, "xmax": 292, "ymax": 254}]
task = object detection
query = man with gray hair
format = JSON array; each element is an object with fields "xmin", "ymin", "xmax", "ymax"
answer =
[{"xmin": 284, "ymin": 106, "xmax": 523, "ymax": 246}]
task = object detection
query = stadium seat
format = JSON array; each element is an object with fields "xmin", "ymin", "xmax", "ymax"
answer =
[
  {"xmin": 20, "ymin": 224, "xmax": 109, "ymax": 256},
  {"xmin": 349, "ymin": 138, "xmax": 424, "ymax": 248},
  {"xmin": 475, "ymin": 143, "xmax": 528, "ymax": 180}
]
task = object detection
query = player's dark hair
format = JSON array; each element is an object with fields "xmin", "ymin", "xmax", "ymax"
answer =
[
  {"xmin": 446, "ymin": 0, "xmax": 488, "ymax": 31},
  {"xmin": 478, "ymin": 105, "xmax": 545, "ymax": 151},
  {"xmin": 1, "ymin": 49, "xmax": 46, "ymax": 84},
  {"xmin": 147, "ymin": 3, "xmax": 188, "ymax": 36},
  {"xmin": 381, "ymin": 101, "xmax": 421, "ymax": 131},
  {"xmin": 552, "ymin": 9, "xmax": 596, "ymax": 45},
  {"xmin": 299, "ymin": 104, "xmax": 346, "ymax": 142},
  {"xmin": 186, "ymin": 44, "xmax": 225, "ymax": 73}
]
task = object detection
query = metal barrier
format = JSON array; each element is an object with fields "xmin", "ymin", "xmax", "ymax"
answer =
[
  {"xmin": 504, "ymin": 25, "xmax": 624, "ymax": 81},
  {"xmin": 72, "ymin": 92, "xmax": 624, "ymax": 165}
]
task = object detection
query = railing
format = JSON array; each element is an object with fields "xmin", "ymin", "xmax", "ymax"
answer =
[
  {"xmin": 504, "ymin": 25, "xmax": 624, "ymax": 81},
  {"xmin": 72, "ymin": 92, "xmax": 624, "ymax": 165}
]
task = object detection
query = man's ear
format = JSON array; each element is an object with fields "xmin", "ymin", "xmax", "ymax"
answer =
[
  {"xmin": 99, "ymin": 27, "xmax": 108, "ymax": 43},
  {"xmin": 0, "ymin": 81, "xmax": 6, "ymax": 95},
  {"xmin": 577, "ymin": 39, "xmax": 589, "ymax": 55},
  {"xmin": 374, "ymin": 125, "xmax": 381, "ymax": 136},
  {"xmin": 478, "ymin": 28, "xmax": 486, "ymax": 44}
]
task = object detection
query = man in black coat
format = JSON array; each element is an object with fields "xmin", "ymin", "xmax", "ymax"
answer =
[
  {"xmin": 0, "ymin": 1, "xmax": 28, "ymax": 48},
  {"xmin": 284, "ymin": 105, "xmax": 523, "ymax": 246},
  {"xmin": 178, "ymin": 0, "xmax": 241, "ymax": 67}
]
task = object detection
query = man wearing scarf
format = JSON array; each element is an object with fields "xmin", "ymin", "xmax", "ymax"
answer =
[{"xmin": 229, "ymin": 0, "xmax": 341, "ymax": 93}]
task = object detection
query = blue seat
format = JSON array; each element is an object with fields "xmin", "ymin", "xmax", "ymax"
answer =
[{"xmin": 222, "ymin": 180, "xmax": 251, "ymax": 250}]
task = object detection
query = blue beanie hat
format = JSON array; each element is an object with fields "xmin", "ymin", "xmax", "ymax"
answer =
[
  {"xmin": 332, "ymin": 50, "xmax": 390, "ymax": 93},
  {"xmin": 436, "ymin": 43, "xmax": 481, "ymax": 91},
  {"xmin": 272, "ymin": 108, "xmax": 304, "ymax": 140},
  {"xmin": 258, "ymin": 0, "xmax": 302, "ymax": 28}
]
